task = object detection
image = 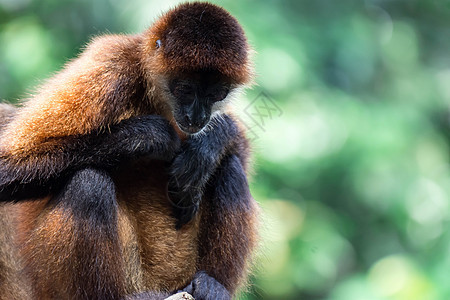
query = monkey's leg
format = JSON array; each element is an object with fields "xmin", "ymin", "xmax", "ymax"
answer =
[
  {"xmin": 0, "ymin": 205, "xmax": 31, "ymax": 299},
  {"xmin": 183, "ymin": 154, "xmax": 259, "ymax": 299},
  {"xmin": 22, "ymin": 168, "xmax": 127, "ymax": 300}
]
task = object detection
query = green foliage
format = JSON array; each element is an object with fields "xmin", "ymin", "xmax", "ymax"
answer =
[{"xmin": 1, "ymin": 0, "xmax": 449, "ymax": 299}]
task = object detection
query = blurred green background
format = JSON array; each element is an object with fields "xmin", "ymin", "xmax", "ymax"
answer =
[{"xmin": 1, "ymin": 0, "xmax": 450, "ymax": 299}]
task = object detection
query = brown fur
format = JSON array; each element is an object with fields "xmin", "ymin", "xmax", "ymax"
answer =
[
  {"xmin": 0, "ymin": 2, "xmax": 258, "ymax": 299},
  {"xmin": 0, "ymin": 204, "xmax": 31, "ymax": 299}
]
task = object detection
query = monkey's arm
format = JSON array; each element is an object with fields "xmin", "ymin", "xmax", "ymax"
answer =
[
  {"xmin": 168, "ymin": 115, "xmax": 240, "ymax": 228},
  {"xmin": 0, "ymin": 115, "xmax": 180, "ymax": 201},
  {"xmin": 187, "ymin": 150, "xmax": 258, "ymax": 299},
  {"xmin": 170, "ymin": 116, "xmax": 257, "ymax": 297}
]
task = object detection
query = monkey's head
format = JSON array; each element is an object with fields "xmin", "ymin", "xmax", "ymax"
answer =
[{"xmin": 143, "ymin": 2, "xmax": 253, "ymax": 135}]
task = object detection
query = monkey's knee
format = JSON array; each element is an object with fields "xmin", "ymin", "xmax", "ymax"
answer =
[{"xmin": 57, "ymin": 168, "xmax": 117, "ymax": 224}]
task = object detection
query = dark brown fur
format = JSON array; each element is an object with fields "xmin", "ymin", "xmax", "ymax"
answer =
[
  {"xmin": 147, "ymin": 2, "xmax": 252, "ymax": 83},
  {"xmin": 0, "ymin": 2, "xmax": 258, "ymax": 299}
]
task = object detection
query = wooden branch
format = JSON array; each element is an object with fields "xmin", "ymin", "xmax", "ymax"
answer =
[{"xmin": 164, "ymin": 292, "xmax": 194, "ymax": 300}]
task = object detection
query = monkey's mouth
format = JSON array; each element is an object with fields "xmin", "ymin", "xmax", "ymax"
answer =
[
  {"xmin": 176, "ymin": 122, "xmax": 205, "ymax": 135},
  {"xmin": 173, "ymin": 113, "xmax": 210, "ymax": 135}
]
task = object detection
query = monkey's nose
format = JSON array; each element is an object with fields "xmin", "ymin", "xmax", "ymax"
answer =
[
  {"xmin": 184, "ymin": 114, "xmax": 206, "ymax": 128},
  {"xmin": 184, "ymin": 115, "xmax": 193, "ymax": 126}
]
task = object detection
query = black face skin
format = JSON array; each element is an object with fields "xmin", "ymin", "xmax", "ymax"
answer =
[{"xmin": 169, "ymin": 71, "xmax": 230, "ymax": 134}]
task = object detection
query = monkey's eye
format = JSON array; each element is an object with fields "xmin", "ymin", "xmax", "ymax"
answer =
[
  {"xmin": 206, "ymin": 86, "xmax": 229, "ymax": 103},
  {"xmin": 155, "ymin": 39, "xmax": 162, "ymax": 49},
  {"xmin": 172, "ymin": 84, "xmax": 195, "ymax": 103}
]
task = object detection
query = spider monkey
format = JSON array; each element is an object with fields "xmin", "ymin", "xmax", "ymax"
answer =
[{"xmin": 0, "ymin": 2, "xmax": 259, "ymax": 300}]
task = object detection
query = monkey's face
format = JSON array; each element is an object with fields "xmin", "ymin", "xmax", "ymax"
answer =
[{"xmin": 168, "ymin": 71, "xmax": 231, "ymax": 134}]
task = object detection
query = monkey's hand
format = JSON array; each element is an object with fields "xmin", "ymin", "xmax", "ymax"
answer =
[
  {"xmin": 179, "ymin": 271, "xmax": 230, "ymax": 300},
  {"xmin": 167, "ymin": 115, "xmax": 238, "ymax": 229}
]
